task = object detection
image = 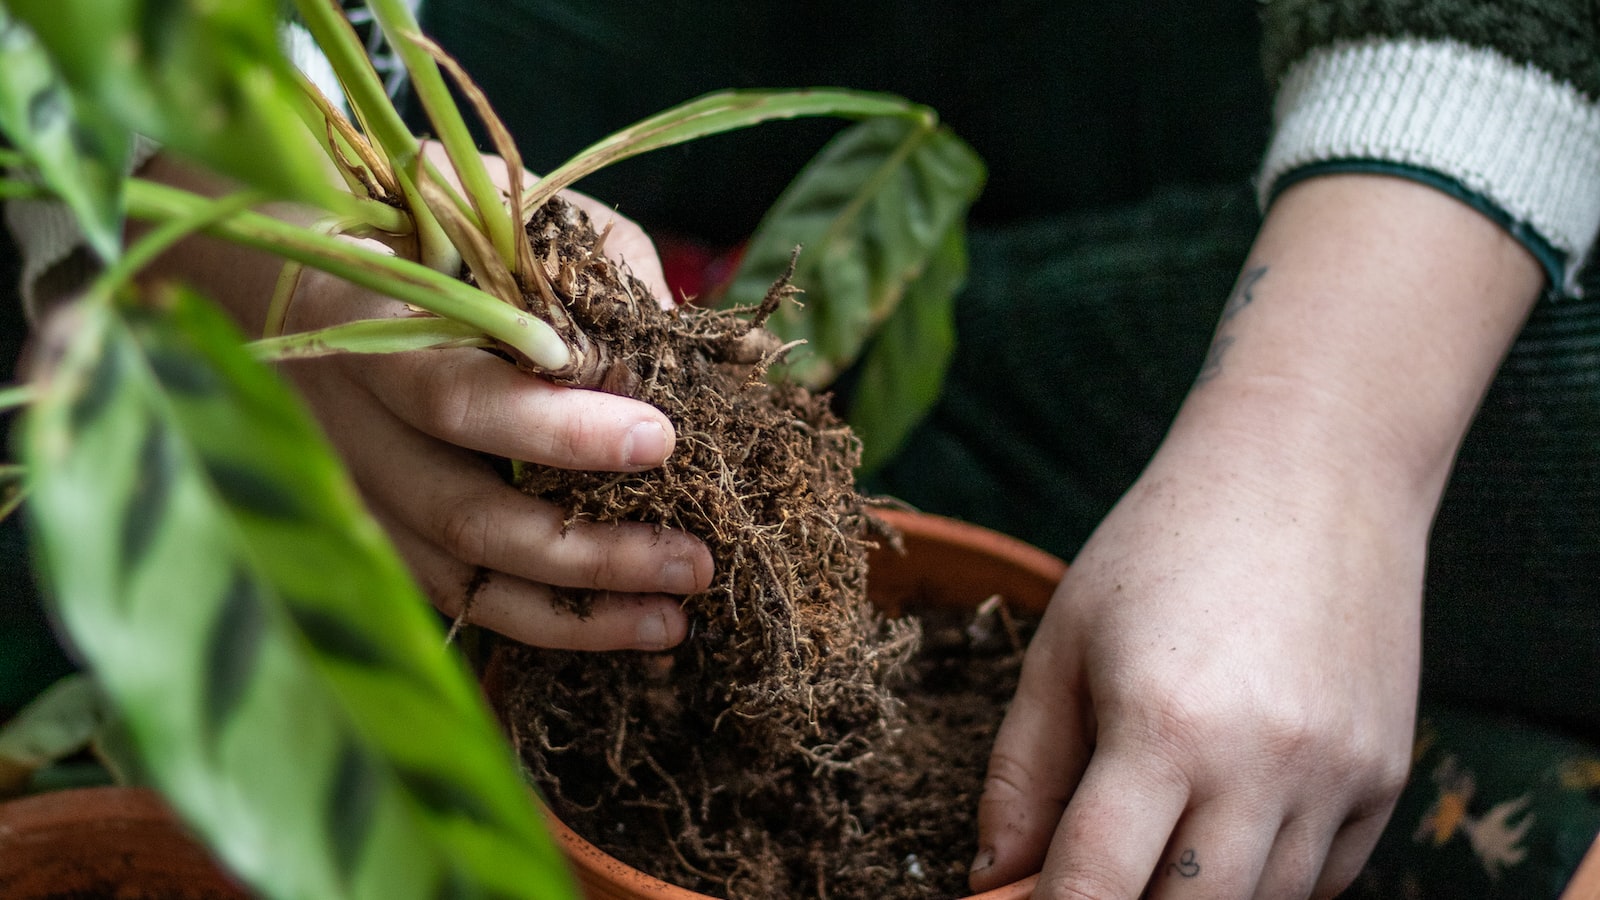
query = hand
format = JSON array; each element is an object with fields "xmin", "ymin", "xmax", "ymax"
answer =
[
  {"xmin": 136, "ymin": 150, "xmax": 712, "ymax": 651},
  {"xmin": 968, "ymin": 429, "xmax": 1421, "ymax": 899},
  {"xmin": 967, "ymin": 175, "xmax": 1545, "ymax": 899},
  {"xmin": 277, "ymin": 188, "xmax": 712, "ymax": 651}
]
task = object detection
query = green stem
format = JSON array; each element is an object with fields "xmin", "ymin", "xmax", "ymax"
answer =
[
  {"xmin": 93, "ymin": 190, "xmax": 270, "ymax": 301},
  {"xmin": 0, "ymin": 384, "xmax": 36, "ymax": 412},
  {"xmin": 368, "ymin": 0, "xmax": 516, "ymax": 269},
  {"xmin": 126, "ymin": 179, "xmax": 569, "ymax": 370},
  {"xmin": 290, "ymin": 0, "xmax": 417, "ymax": 172},
  {"xmin": 289, "ymin": 0, "xmax": 458, "ymax": 272},
  {"xmin": 249, "ymin": 316, "xmax": 489, "ymax": 361}
]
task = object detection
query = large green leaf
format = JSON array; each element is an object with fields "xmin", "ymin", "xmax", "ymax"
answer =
[
  {"xmin": 525, "ymin": 88, "xmax": 937, "ymax": 211},
  {"xmin": 4, "ymin": 0, "xmax": 334, "ymax": 206},
  {"xmin": 0, "ymin": 8, "xmax": 129, "ymax": 262},
  {"xmin": 849, "ymin": 219, "xmax": 967, "ymax": 475},
  {"xmin": 23, "ymin": 290, "xmax": 575, "ymax": 900},
  {"xmin": 723, "ymin": 117, "xmax": 985, "ymax": 391}
]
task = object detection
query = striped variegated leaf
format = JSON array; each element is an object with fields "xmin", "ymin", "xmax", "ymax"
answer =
[
  {"xmin": 23, "ymin": 290, "xmax": 575, "ymax": 900},
  {"xmin": 725, "ymin": 117, "xmax": 985, "ymax": 391},
  {"xmin": 4, "ymin": 0, "xmax": 334, "ymax": 207},
  {"xmin": 0, "ymin": 8, "xmax": 129, "ymax": 262},
  {"xmin": 848, "ymin": 219, "xmax": 966, "ymax": 475}
]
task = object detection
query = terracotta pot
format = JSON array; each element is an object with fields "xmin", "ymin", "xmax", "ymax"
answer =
[
  {"xmin": 525, "ymin": 508, "xmax": 1064, "ymax": 900},
  {"xmin": 0, "ymin": 785, "xmax": 249, "ymax": 899}
]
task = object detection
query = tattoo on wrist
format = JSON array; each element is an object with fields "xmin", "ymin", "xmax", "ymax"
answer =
[
  {"xmin": 1195, "ymin": 265, "xmax": 1267, "ymax": 385},
  {"xmin": 1167, "ymin": 848, "xmax": 1201, "ymax": 878}
]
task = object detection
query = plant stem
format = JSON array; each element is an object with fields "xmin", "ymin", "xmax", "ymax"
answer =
[
  {"xmin": 249, "ymin": 316, "xmax": 489, "ymax": 361},
  {"xmin": 0, "ymin": 384, "xmax": 36, "ymax": 412},
  {"xmin": 290, "ymin": 0, "xmax": 459, "ymax": 273},
  {"xmin": 126, "ymin": 179, "xmax": 570, "ymax": 370},
  {"xmin": 367, "ymin": 0, "xmax": 517, "ymax": 270},
  {"xmin": 93, "ymin": 190, "xmax": 270, "ymax": 302}
]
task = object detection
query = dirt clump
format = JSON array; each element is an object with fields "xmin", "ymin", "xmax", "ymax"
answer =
[{"xmin": 491, "ymin": 197, "xmax": 1023, "ymax": 899}]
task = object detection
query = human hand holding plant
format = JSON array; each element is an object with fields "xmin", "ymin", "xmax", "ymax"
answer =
[
  {"xmin": 134, "ymin": 146, "xmax": 713, "ymax": 651},
  {"xmin": 970, "ymin": 174, "xmax": 1546, "ymax": 899},
  {"xmin": 1, "ymin": 0, "xmax": 982, "ymax": 894}
]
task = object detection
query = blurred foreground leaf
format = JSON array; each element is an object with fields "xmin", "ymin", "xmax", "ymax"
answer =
[{"xmin": 23, "ymin": 291, "xmax": 575, "ymax": 900}]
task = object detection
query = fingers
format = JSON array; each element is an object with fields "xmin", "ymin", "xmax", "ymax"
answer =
[
  {"xmin": 347, "ymin": 346, "xmax": 677, "ymax": 471},
  {"xmin": 1141, "ymin": 801, "xmax": 1279, "ymax": 900},
  {"xmin": 971, "ymin": 643, "xmax": 1089, "ymax": 891},
  {"xmin": 382, "ymin": 512, "xmax": 689, "ymax": 651},
  {"xmin": 1032, "ymin": 750, "xmax": 1190, "ymax": 899},
  {"xmin": 1309, "ymin": 808, "xmax": 1392, "ymax": 899},
  {"xmin": 359, "ymin": 409, "xmax": 712, "ymax": 596}
]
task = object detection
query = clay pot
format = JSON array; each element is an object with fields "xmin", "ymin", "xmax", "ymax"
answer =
[
  {"xmin": 0, "ymin": 785, "xmax": 250, "ymax": 900},
  {"xmin": 531, "ymin": 507, "xmax": 1064, "ymax": 900}
]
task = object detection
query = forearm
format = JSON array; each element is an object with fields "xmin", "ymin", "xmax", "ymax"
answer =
[{"xmin": 1165, "ymin": 173, "xmax": 1544, "ymax": 519}]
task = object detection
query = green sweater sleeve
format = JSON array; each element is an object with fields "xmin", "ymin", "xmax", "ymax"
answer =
[
  {"xmin": 1256, "ymin": 0, "xmax": 1600, "ymax": 293},
  {"xmin": 1260, "ymin": 0, "xmax": 1600, "ymax": 98}
]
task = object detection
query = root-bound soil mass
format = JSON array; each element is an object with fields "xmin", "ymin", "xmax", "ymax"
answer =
[{"xmin": 492, "ymin": 198, "xmax": 1032, "ymax": 899}]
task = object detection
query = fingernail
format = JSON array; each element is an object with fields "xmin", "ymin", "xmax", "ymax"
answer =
[
  {"xmin": 970, "ymin": 847, "xmax": 994, "ymax": 874},
  {"xmin": 663, "ymin": 556, "xmax": 698, "ymax": 594},
  {"xmin": 636, "ymin": 610, "xmax": 670, "ymax": 649},
  {"xmin": 621, "ymin": 421, "xmax": 669, "ymax": 468}
]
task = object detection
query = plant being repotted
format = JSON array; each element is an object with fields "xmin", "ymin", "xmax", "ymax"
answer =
[{"xmin": 0, "ymin": 1, "xmax": 1034, "ymax": 898}]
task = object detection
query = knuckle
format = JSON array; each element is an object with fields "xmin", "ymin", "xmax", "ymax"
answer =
[
  {"xmin": 438, "ymin": 497, "xmax": 496, "ymax": 565},
  {"xmin": 553, "ymin": 413, "xmax": 606, "ymax": 467},
  {"xmin": 980, "ymin": 748, "xmax": 1039, "ymax": 800},
  {"xmin": 1042, "ymin": 863, "xmax": 1127, "ymax": 900},
  {"xmin": 415, "ymin": 360, "xmax": 479, "ymax": 442}
]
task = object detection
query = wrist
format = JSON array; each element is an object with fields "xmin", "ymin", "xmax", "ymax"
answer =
[{"xmin": 1172, "ymin": 174, "xmax": 1544, "ymax": 517}]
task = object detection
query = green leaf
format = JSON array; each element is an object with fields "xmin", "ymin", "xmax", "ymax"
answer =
[
  {"xmin": 0, "ymin": 9, "xmax": 129, "ymax": 261},
  {"xmin": 0, "ymin": 674, "xmax": 106, "ymax": 796},
  {"xmin": 849, "ymin": 219, "xmax": 966, "ymax": 475},
  {"xmin": 724, "ymin": 117, "xmax": 985, "ymax": 390},
  {"xmin": 5, "ymin": 0, "xmax": 334, "ymax": 207},
  {"xmin": 525, "ymin": 88, "xmax": 937, "ymax": 211},
  {"xmin": 22, "ymin": 290, "xmax": 576, "ymax": 900}
]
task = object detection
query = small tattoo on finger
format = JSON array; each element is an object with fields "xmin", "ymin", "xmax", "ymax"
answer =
[{"xmin": 1167, "ymin": 848, "xmax": 1201, "ymax": 878}]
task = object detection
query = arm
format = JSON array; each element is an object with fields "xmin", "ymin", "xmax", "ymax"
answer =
[
  {"xmin": 970, "ymin": 173, "xmax": 1543, "ymax": 898},
  {"xmin": 127, "ymin": 149, "xmax": 713, "ymax": 652}
]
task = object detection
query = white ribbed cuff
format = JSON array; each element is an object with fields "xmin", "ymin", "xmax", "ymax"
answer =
[
  {"xmin": 1259, "ymin": 39, "xmax": 1600, "ymax": 293},
  {"xmin": 5, "ymin": 135, "xmax": 161, "ymax": 320}
]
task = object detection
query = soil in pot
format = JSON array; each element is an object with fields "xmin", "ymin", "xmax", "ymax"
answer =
[
  {"xmin": 491, "ymin": 198, "xmax": 1059, "ymax": 898},
  {"xmin": 492, "ymin": 511, "xmax": 1062, "ymax": 900}
]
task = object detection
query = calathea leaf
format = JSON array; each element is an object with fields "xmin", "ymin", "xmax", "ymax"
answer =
[
  {"xmin": 22, "ymin": 290, "xmax": 575, "ymax": 900},
  {"xmin": 5, "ymin": 0, "xmax": 334, "ymax": 206},
  {"xmin": 848, "ymin": 219, "xmax": 967, "ymax": 475},
  {"xmin": 723, "ymin": 117, "xmax": 984, "ymax": 391},
  {"xmin": 0, "ymin": 8, "xmax": 129, "ymax": 262}
]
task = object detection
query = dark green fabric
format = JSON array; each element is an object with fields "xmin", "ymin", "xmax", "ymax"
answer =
[
  {"xmin": 1259, "ymin": 0, "xmax": 1600, "ymax": 97},
  {"xmin": 1352, "ymin": 703, "xmax": 1600, "ymax": 898},
  {"xmin": 417, "ymin": 0, "xmax": 1271, "ymax": 240},
  {"xmin": 862, "ymin": 183, "xmax": 1258, "ymax": 559}
]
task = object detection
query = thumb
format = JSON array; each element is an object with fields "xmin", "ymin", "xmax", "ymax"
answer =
[{"xmin": 970, "ymin": 648, "xmax": 1089, "ymax": 893}]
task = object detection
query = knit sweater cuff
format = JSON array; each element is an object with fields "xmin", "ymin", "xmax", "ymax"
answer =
[{"xmin": 1258, "ymin": 38, "xmax": 1600, "ymax": 295}]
